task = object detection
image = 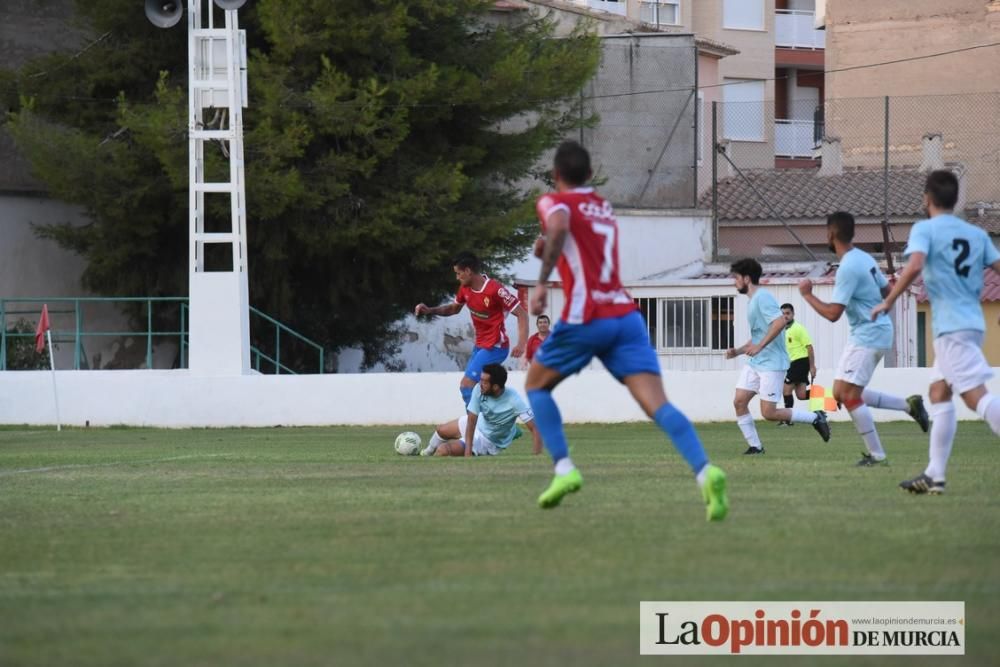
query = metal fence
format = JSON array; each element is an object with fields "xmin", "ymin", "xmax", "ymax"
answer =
[
  {"xmin": 709, "ymin": 92, "xmax": 1000, "ymax": 264},
  {"xmin": 1, "ymin": 297, "xmax": 325, "ymax": 374}
]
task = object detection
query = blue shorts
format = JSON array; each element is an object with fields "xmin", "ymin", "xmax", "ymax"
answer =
[
  {"xmin": 535, "ymin": 310, "xmax": 661, "ymax": 382},
  {"xmin": 464, "ymin": 345, "xmax": 510, "ymax": 382}
]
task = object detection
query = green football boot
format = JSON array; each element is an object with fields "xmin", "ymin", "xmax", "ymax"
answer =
[
  {"xmin": 701, "ymin": 465, "xmax": 729, "ymax": 522},
  {"xmin": 537, "ymin": 469, "xmax": 583, "ymax": 509}
]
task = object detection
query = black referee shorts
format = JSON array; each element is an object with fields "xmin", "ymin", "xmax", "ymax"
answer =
[{"xmin": 784, "ymin": 357, "xmax": 810, "ymax": 385}]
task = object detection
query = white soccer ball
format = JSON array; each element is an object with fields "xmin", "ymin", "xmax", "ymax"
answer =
[{"xmin": 394, "ymin": 431, "xmax": 422, "ymax": 456}]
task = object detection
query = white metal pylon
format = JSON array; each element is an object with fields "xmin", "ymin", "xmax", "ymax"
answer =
[{"xmin": 186, "ymin": 0, "xmax": 251, "ymax": 375}]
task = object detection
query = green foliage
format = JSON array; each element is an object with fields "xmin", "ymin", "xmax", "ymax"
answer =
[
  {"xmin": 3, "ymin": 318, "xmax": 50, "ymax": 370},
  {"xmin": 4, "ymin": 0, "xmax": 600, "ymax": 364}
]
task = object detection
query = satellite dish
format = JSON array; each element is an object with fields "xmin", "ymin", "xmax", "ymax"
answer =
[{"xmin": 214, "ymin": 0, "xmax": 248, "ymax": 9}]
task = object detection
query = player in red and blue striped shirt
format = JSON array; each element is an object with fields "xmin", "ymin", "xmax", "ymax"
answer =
[{"xmin": 525, "ymin": 140, "xmax": 727, "ymax": 521}]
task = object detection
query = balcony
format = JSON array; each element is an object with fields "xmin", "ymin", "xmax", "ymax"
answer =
[
  {"xmin": 582, "ymin": 0, "xmax": 627, "ymax": 16},
  {"xmin": 774, "ymin": 119, "xmax": 819, "ymax": 158},
  {"xmin": 775, "ymin": 9, "xmax": 825, "ymax": 49}
]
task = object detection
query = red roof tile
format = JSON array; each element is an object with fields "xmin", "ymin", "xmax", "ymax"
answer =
[{"xmin": 701, "ymin": 167, "xmax": 930, "ymax": 221}]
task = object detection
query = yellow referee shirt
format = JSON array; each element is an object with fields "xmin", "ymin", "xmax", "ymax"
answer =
[{"xmin": 785, "ymin": 321, "xmax": 812, "ymax": 361}]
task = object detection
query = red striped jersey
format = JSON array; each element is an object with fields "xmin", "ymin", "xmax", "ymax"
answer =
[{"xmin": 535, "ymin": 188, "xmax": 636, "ymax": 324}]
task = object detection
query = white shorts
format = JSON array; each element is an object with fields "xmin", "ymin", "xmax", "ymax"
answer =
[
  {"xmin": 736, "ymin": 366, "xmax": 786, "ymax": 403},
  {"xmin": 930, "ymin": 330, "xmax": 994, "ymax": 394},
  {"xmin": 834, "ymin": 343, "xmax": 888, "ymax": 387},
  {"xmin": 457, "ymin": 415, "xmax": 501, "ymax": 456}
]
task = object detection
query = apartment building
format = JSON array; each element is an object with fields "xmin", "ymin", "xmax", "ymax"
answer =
[
  {"xmin": 819, "ymin": 0, "xmax": 1000, "ymax": 207},
  {"xmin": 567, "ymin": 0, "xmax": 827, "ymax": 170}
]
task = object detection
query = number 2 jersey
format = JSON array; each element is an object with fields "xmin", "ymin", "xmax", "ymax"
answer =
[
  {"xmin": 535, "ymin": 188, "xmax": 636, "ymax": 325},
  {"xmin": 905, "ymin": 214, "xmax": 1000, "ymax": 337}
]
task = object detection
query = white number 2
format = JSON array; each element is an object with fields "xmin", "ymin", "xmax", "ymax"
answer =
[{"xmin": 591, "ymin": 221, "xmax": 615, "ymax": 283}]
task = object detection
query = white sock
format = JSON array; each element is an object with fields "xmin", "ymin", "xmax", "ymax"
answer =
[
  {"xmin": 849, "ymin": 404, "xmax": 885, "ymax": 459},
  {"xmin": 423, "ymin": 431, "xmax": 446, "ymax": 454},
  {"xmin": 925, "ymin": 402, "xmax": 956, "ymax": 482},
  {"xmin": 790, "ymin": 409, "xmax": 818, "ymax": 424},
  {"xmin": 975, "ymin": 394, "xmax": 1000, "ymax": 436},
  {"xmin": 554, "ymin": 458, "xmax": 576, "ymax": 475},
  {"xmin": 737, "ymin": 413, "xmax": 762, "ymax": 450},
  {"xmin": 862, "ymin": 389, "xmax": 908, "ymax": 412},
  {"xmin": 695, "ymin": 464, "xmax": 709, "ymax": 488}
]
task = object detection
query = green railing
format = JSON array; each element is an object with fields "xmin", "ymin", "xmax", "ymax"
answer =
[
  {"xmin": 1, "ymin": 297, "xmax": 324, "ymax": 374},
  {"xmin": 249, "ymin": 305, "xmax": 325, "ymax": 375},
  {"xmin": 179, "ymin": 303, "xmax": 325, "ymax": 375}
]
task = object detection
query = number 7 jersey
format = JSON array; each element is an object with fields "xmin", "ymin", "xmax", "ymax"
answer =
[{"xmin": 536, "ymin": 188, "xmax": 636, "ymax": 324}]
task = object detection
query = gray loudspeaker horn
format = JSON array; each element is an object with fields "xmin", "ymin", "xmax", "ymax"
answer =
[
  {"xmin": 145, "ymin": 0, "xmax": 183, "ymax": 28},
  {"xmin": 214, "ymin": 0, "xmax": 248, "ymax": 9}
]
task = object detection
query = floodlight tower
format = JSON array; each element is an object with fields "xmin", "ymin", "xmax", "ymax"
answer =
[{"xmin": 146, "ymin": 0, "xmax": 251, "ymax": 375}]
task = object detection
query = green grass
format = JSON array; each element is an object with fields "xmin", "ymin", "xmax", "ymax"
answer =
[{"xmin": 1, "ymin": 422, "xmax": 999, "ymax": 666}]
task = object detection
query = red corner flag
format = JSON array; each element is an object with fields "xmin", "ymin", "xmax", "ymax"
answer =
[{"xmin": 35, "ymin": 304, "xmax": 50, "ymax": 353}]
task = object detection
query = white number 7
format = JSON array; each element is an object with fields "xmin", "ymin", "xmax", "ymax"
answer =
[{"xmin": 592, "ymin": 222, "xmax": 615, "ymax": 283}]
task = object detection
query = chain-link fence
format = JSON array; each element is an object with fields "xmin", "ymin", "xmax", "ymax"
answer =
[
  {"xmin": 578, "ymin": 36, "xmax": 698, "ymax": 209},
  {"xmin": 708, "ymin": 92, "xmax": 1000, "ymax": 264}
]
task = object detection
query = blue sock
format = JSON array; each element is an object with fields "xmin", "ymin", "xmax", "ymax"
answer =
[
  {"xmin": 460, "ymin": 384, "xmax": 473, "ymax": 407},
  {"xmin": 654, "ymin": 403, "xmax": 709, "ymax": 475},
  {"xmin": 527, "ymin": 389, "xmax": 569, "ymax": 464}
]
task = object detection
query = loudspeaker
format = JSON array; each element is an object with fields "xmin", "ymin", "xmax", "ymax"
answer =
[
  {"xmin": 214, "ymin": 0, "xmax": 248, "ymax": 9},
  {"xmin": 145, "ymin": 0, "xmax": 183, "ymax": 28}
]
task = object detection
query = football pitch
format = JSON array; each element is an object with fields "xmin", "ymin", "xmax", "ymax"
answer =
[{"xmin": 1, "ymin": 422, "xmax": 998, "ymax": 666}]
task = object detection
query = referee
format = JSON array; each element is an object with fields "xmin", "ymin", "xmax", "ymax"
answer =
[{"xmin": 779, "ymin": 303, "xmax": 816, "ymax": 426}]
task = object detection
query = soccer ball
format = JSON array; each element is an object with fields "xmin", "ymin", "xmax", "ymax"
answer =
[{"xmin": 394, "ymin": 431, "xmax": 422, "ymax": 456}]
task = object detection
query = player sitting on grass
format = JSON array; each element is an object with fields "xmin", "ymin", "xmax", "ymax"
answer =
[{"xmin": 421, "ymin": 364, "xmax": 542, "ymax": 457}]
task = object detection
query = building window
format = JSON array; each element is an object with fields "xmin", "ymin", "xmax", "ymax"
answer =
[
  {"xmin": 638, "ymin": 296, "xmax": 735, "ymax": 352},
  {"xmin": 722, "ymin": 78, "xmax": 765, "ymax": 142},
  {"xmin": 635, "ymin": 297, "xmax": 658, "ymax": 348},
  {"xmin": 664, "ymin": 298, "xmax": 706, "ymax": 348},
  {"xmin": 723, "ymin": 0, "xmax": 764, "ymax": 30},
  {"xmin": 640, "ymin": 0, "xmax": 680, "ymax": 26},
  {"xmin": 710, "ymin": 296, "xmax": 735, "ymax": 351}
]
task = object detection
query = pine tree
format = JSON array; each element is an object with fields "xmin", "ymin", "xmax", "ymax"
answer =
[{"xmin": 4, "ymin": 0, "xmax": 599, "ymax": 365}]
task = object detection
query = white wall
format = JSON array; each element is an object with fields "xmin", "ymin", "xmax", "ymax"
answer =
[
  {"xmin": 0, "ymin": 195, "xmax": 88, "ymax": 297},
  {"xmin": 508, "ymin": 209, "xmax": 712, "ymax": 283},
  {"xmin": 0, "ymin": 194, "xmax": 140, "ymax": 369},
  {"xmin": 2, "ymin": 365, "xmax": 995, "ymax": 427}
]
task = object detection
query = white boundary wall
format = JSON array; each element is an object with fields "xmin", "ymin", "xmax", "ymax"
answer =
[{"xmin": 2, "ymin": 366, "xmax": 998, "ymax": 427}]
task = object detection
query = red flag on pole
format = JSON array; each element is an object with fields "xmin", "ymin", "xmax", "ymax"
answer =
[{"xmin": 35, "ymin": 304, "xmax": 50, "ymax": 353}]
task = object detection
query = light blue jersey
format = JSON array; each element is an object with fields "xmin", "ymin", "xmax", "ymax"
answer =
[
  {"xmin": 831, "ymin": 247, "xmax": 894, "ymax": 349},
  {"xmin": 905, "ymin": 214, "xmax": 1000, "ymax": 337},
  {"xmin": 467, "ymin": 384, "xmax": 533, "ymax": 449},
  {"xmin": 748, "ymin": 288, "xmax": 789, "ymax": 372}
]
